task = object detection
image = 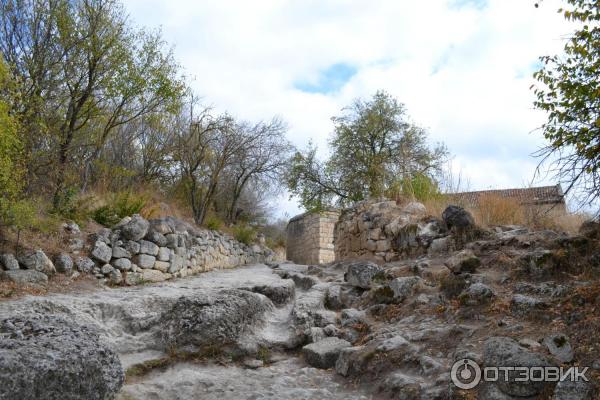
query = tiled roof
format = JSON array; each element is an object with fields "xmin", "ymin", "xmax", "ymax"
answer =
[{"xmin": 448, "ymin": 185, "xmax": 565, "ymax": 207}]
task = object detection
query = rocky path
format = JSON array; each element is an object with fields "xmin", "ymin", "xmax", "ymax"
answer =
[
  {"xmin": 0, "ymin": 264, "xmax": 376, "ymax": 399},
  {"xmin": 2, "ymin": 219, "xmax": 599, "ymax": 400}
]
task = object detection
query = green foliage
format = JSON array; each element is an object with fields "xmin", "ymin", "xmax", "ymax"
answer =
[
  {"xmin": 533, "ymin": 0, "xmax": 599, "ymax": 203},
  {"xmin": 204, "ymin": 214, "xmax": 224, "ymax": 231},
  {"xmin": 392, "ymin": 172, "xmax": 442, "ymax": 202},
  {"xmin": 286, "ymin": 91, "xmax": 448, "ymax": 211},
  {"xmin": 0, "ymin": 58, "xmax": 34, "ymax": 230},
  {"xmin": 92, "ymin": 191, "xmax": 147, "ymax": 226},
  {"xmin": 232, "ymin": 224, "xmax": 256, "ymax": 245}
]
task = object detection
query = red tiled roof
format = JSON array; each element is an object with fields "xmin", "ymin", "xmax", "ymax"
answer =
[{"xmin": 448, "ymin": 185, "xmax": 565, "ymax": 207}]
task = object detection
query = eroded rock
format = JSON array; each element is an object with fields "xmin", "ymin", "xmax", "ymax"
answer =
[{"xmin": 0, "ymin": 315, "xmax": 123, "ymax": 400}]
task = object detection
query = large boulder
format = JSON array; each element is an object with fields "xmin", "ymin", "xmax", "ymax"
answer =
[
  {"xmin": 161, "ymin": 289, "xmax": 271, "ymax": 350},
  {"xmin": 120, "ymin": 214, "xmax": 149, "ymax": 241},
  {"xmin": 0, "ymin": 254, "xmax": 19, "ymax": 271},
  {"xmin": 442, "ymin": 205, "xmax": 475, "ymax": 230},
  {"xmin": 302, "ymin": 337, "xmax": 351, "ymax": 369},
  {"xmin": 483, "ymin": 336, "xmax": 553, "ymax": 397},
  {"xmin": 18, "ymin": 250, "xmax": 55, "ymax": 275},
  {"xmin": 0, "ymin": 270, "xmax": 48, "ymax": 285},
  {"xmin": 53, "ymin": 253, "xmax": 73, "ymax": 275},
  {"xmin": 91, "ymin": 241, "xmax": 112, "ymax": 264},
  {"xmin": 344, "ymin": 261, "xmax": 383, "ymax": 289},
  {"xmin": 0, "ymin": 315, "xmax": 123, "ymax": 399}
]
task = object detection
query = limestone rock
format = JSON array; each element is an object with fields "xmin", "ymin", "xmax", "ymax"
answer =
[
  {"xmin": 335, "ymin": 345, "xmax": 368, "ymax": 377},
  {"xmin": 112, "ymin": 246, "xmax": 131, "ymax": 259},
  {"xmin": 108, "ymin": 269, "xmax": 123, "ymax": 285},
  {"xmin": 120, "ymin": 214, "xmax": 149, "ymax": 241},
  {"xmin": 91, "ymin": 241, "xmax": 112, "ymax": 264},
  {"xmin": 139, "ymin": 240, "xmax": 159, "ymax": 256},
  {"xmin": 18, "ymin": 250, "xmax": 55, "ymax": 275},
  {"xmin": 511, "ymin": 294, "xmax": 549, "ymax": 318},
  {"xmin": 0, "ymin": 315, "xmax": 123, "ymax": 399},
  {"xmin": 344, "ymin": 261, "xmax": 383, "ymax": 289},
  {"xmin": 145, "ymin": 231, "xmax": 168, "ymax": 247},
  {"xmin": 462, "ymin": 282, "xmax": 495, "ymax": 305},
  {"xmin": 141, "ymin": 269, "xmax": 169, "ymax": 283},
  {"xmin": 100, "ymin": 264, "xmax": 114, "ymax": 275},
  {"xmin": 153, "ymin": 261, "xmax": 170, "ymax": 272},
  {"xmin": 553, "ymin": 380, "xmax": 595, "ymax": 400},
  {"xmin": 241, "ymin": 279, "xmax": 296, "ymax": 306},
  {"xmin": 67, "ymin": 238, "xmax": 85, "ymax": 252},
  {"xmin": 483, "ymin": 336, "xmax": 553, "ymax": 397},
  {"xmin": 0, "ymin": 253, "xmax": 19, "ymax": 271},
  {"xmin": 445, "ymin": 250, "xmax": 480, "ymax": 274},
  {"xmin": 161, "ymin": 289, "xmax": 271, "ymax": 350},
  {"xmin": 388, "ymin": 276, "xmax": 422, "ymax": 301},
  {"xmin": 75, "ymin": 257, "xmax": 95, "ymax": 273},
  {"xmin": 0, "ymin": 269, "xmax": 48, "ymax": 285},
  {"xmin": 442, "ymin": 205, "xmax": 475, "ymax": 230},
  {"xmin": 112, "ymin": 258, "xmax": 132, "ymax": 271},
  {"xmin": 54, "ymin": 253, "xmax": 73, "ymax": 275},
  {"xmin": 543, "ymin": 333, "xmax": 574, "ymax": 363},
  {"xmin": 302, "ymin": 337, "xmax": 351, "ymax": 369},
  {"xmin": 125, "ymin": 240, "xmax": 140, "ymax": 255},
  {"xmin": 156, "ymin": 247, "xmax": 170, "ymax": 262},
  {"xmin": 402, "ymin": 201, "xmax": 427, "ymax": 215},
  {"xmin": 133, "ymin": 254, "xmax": 156, "ymax": 269},
  {"xmin": 124, "ymin": 272, "xmax": 143, "ymax": 286}
]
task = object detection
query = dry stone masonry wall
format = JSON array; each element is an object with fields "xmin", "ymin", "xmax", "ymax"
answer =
[
  {"xmin": 0, "ymin": 214, "xmax": 275, "ymax": 286},
  {"xmin": 286, "ymin": 210, "xmax": 339, "ymax": 265},
  {"xmin": 334, "ymin": 200, "xmax": 452, "ymax": 264}
]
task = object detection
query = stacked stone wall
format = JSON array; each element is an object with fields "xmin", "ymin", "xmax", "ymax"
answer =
[{"xmin": 286, "ymin": 210, "xmax": 339, "ymax": 264}]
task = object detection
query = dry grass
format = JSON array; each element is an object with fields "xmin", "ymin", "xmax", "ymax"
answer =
[
  {"xmin": 422, "ymin": 193, "xmax": 587, "ymax": 234},
  {"xmin": 474, "ymin": 195, "xmax": 524, "ymax": 226}
]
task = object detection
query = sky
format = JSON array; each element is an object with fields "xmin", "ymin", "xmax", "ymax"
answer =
[{"xmin": 122, "ymin": 0, "xmax": 576, "ymax": 218}]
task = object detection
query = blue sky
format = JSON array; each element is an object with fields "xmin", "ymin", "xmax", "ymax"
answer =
[{"xmin": 122, "ymin": 0, "xmax": 575, "ymax": 217}]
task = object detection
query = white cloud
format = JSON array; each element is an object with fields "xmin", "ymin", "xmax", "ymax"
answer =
[{"xmin": 123, "ymin": 0, "xmax": 575, "ymax": 217}]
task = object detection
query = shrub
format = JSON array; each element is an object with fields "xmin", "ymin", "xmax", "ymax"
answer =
[
  {"xmin": 92, "ymin": 191, "xmax": 147, "ymax": 226},
  {"xmin": 232, "ymin": 224, "xmax": 256, "ymax": 245},
  {"xmin": 204, "ymin": 214, "xmax": 224, "ymax": 231}
]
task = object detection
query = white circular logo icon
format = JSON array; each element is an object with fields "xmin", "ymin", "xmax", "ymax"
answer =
[{"xmin": 451, "ymin": 358, "xmax": 482, "ymax": 390}]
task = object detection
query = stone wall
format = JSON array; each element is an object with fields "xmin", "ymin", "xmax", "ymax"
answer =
[
  {"xmin": 0, "ymin": 214, "xmax": 275, "ymax": 287},
  {"xmin": 334, "ymin": 201, "xmax": 448, "ymax": 264},
  {"xmin": 286, "ymin": 210, "xmax": 339, "ymax": 265}
]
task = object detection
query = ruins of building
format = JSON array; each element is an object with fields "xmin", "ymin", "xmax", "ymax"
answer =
[
  {"xmin": 448, "ymin": 184, "xmax": 567, "ymax": 218},
  {"xmin": 285, "ymin": 185, "xmax": 567, "ymax": 265},
  {"xmin": 285, "ymin": 210, "xmax": 339, "ymax": 265}
]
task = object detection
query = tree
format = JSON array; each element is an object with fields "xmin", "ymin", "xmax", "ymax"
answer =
[
  {"xmin": 0, "ymin": 0, "xmax": 184, "ymax": 207},
  {"xmin": 287, "ymin": 91, "xmax": 448, "ymax": 211},
  {"xmin": 0, "ymin": 57, "xmax": 34, "ymax": 239},
  {"xmin": 221, "ymin": 118, "xmax": 291, "ymax": 223},
  {"xmin": 533, "ymin": 0, "xmax": 599, "ymax": 206}
]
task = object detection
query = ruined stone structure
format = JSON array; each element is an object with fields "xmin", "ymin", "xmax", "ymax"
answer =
[
  {"xmin": 287, "ymin": 185, "xmax": 568, "ymax": 266},
  {"xmin": 286, "ymin": 210, "xmax": 339, "ymax": 265},
  {"xmin": 333, "ymin": 201, "xmax": 446, "ymax": 264},
  {"xmin": 448, "ymin": 184, "xmax": 567, "ymax": 218}
]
